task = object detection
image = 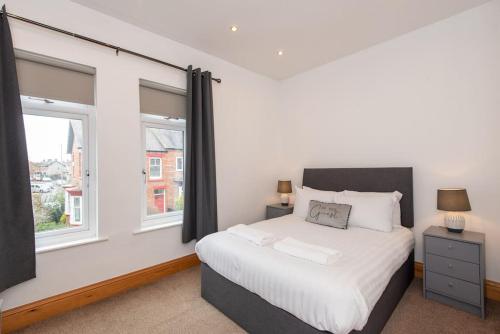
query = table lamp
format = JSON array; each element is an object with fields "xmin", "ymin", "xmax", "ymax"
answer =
[
  {"xmin": 277, "ymin": 180, "xmax": 292, "ymax": 206},
  {"xmin": 437, "ymin": 188, "xmax": 471, "ymax": 233}
]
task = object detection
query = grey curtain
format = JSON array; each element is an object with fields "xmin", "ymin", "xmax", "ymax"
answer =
[
  {"xmin": 0, "ymin": 6, "xmax": 36, "ymax": 292},
  {"xmin": 182, "ymin": 66, "xmax": 218, "ymax": 243}
]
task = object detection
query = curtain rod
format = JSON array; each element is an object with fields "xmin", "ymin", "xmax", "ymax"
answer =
[{"xmin": 0, "ymin": 9, "xmax": 222, "ymax": 83}]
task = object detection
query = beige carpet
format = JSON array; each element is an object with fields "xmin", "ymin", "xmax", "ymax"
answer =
[{"xmin": 17, "ymin": 266, "xmax": 500, "ymax": 334}]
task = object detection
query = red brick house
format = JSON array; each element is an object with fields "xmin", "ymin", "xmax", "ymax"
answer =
[
  {"xmin": 145, "ymin": 128, "xmax": 184, "ymax": 215},
  {"xmin": 65, "ymin": 120, "xmax": 83, "ymax": 226},
  {"xmin": 65, "ymin": 122, "xmax": 184, "ymax": 221}
]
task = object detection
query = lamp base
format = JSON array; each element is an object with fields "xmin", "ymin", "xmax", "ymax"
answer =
[
  {"xmin": 280, "ymin": 193, "xmax": 289, "ymax": 206},
  {"xmin": 444, "ymin": 213, "xmax": 465, "ymax": 233}
]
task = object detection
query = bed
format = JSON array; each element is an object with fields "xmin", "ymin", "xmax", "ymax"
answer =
[{"xmin": 197, "ymin": 167, "xmax": 414, "ymax": 334}]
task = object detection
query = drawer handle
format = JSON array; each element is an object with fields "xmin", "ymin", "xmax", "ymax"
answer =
[
  {"xmin": 448, "ymin": 263, "xmax": 453, "ymax": 269},
  {"xmin": 447, "ymin": 244, "xmax": 454, "ymax": 250},
  {"xmin": 448, "ymin": 282, "xmax": 454, "ymax": 288}
]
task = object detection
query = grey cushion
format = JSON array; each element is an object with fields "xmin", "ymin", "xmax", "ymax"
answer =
[{"xmin": 305, "ymin": 200, "xmax": 352, "ymax": 229}]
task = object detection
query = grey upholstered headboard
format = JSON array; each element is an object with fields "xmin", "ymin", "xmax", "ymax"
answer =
[{"xmin": 302, "ymin": 168, "xmax": 414, "ymax": 228}]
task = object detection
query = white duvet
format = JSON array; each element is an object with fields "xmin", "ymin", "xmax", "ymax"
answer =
[{"xmin": 195, "ymin": 215, "xmax": 414, "ymax": 334}]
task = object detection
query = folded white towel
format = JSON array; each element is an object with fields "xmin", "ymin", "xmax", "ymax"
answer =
[
  {"xmin": 273, "ymin": 237, "xmax": 341, "ymax": 265},
  {"xmin": 227, "ymin": 224, "xmax": 276, "ymax": 246}
]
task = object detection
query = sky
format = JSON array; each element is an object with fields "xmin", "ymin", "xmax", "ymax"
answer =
[{"xmin": 23, "ymin": 114, "xmax": 73, "ymax": 163}]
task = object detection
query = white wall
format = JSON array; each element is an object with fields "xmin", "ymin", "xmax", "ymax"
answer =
[
  {"xmin": 279, "ymin": 1, "xmax": 500, "ymax": 281},
  {"xmin": 0, "ymin": 0, "xmax": 282, "ymax": 309}
]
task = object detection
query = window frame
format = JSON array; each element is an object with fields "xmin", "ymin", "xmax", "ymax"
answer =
[
  {"xmin": 148, "ymin": 157, "xmax": 162, "ymax": 180},
  {"xmin": 141, "ymin": 114, "xmax": 185, "ymax": 228},
  {"xmin": 22, "ymin": 97, "xmax": 97, "ymax": 249}
]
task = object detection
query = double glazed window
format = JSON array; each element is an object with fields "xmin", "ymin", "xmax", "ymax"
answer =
[
  {"xmin": 19, "ymin": 50, "xmax": 97, "ymax": 249},
  {"xmin": 142, "ymin": 124, "xmax": 185, "ymax": 226},
  {"xmin": 140, "ymin": 80, "xmax": 186, "ymax": 228},
  {"xmin": 23, "ymin": 99, "xmax": 96, "ymax": 248}
]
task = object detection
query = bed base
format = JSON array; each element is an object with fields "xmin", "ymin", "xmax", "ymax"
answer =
[{"xmin": 201, "ymin": 250, "xmax": 414, "ymax": 334}]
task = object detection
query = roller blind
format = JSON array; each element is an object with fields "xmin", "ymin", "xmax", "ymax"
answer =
[
  {"xmin": 15, "ymin": 50, "xmax": 96, "ymax": 105},
  {"xmin": 139, "ymin": 80, "xmax": 186, "ymax": 119}
]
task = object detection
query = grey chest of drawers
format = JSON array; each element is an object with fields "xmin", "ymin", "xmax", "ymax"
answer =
[
  {"xmin": 423, "ymin": 226, "xmax": 485, "ymax": 318},
  {"xmin": 266, "ymin": 203, "xmax": 294, "ymax": 219}
]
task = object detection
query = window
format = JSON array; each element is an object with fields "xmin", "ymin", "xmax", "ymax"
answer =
[
  {"xmin": 23, "ymin": 97, "xmax": 96, "ymax": 248},
  {"xmin": 176, "ymin": 156, "xmax": 184, "ymax": 171},
  {"xmin": 73, "ymin": 197, "xmax": 82, "ymax": 224},
  {"xmin": 141, "ymin": 117, "xmax": 185, "ymax": 227},
  {"xmin": 149, "ymin": 157, "xmax": 162, "ymax": 179},
  {"xmin": 140, "ymin": 80, "xmax": 186, "ymax": 229}
]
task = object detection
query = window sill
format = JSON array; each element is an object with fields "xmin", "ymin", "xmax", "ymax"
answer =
[
  {"xmin": 36, "ymin": 236, "xmax": 109, "ymax": 254},
  {"xmin": 133, "ymin": 221, "xmax": 182, "ymax": 235}
]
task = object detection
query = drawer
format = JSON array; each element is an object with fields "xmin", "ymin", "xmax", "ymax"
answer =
[
  {"xmin": 425, "ymin": 236, "xmax": 479, "ymax": 263},
  {"xmin": 426, "ymin": 254, "xmax": 480, "ymax": 283},
  {"xmin": 266, "ymin": 207, "xmax": 291, "ymax": 219},
  {"xmin": 426, "ymin": 271, "xmax": 481, "ymax": 306}
]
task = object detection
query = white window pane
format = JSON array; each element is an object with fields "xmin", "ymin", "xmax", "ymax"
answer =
[
  {"xmin": 24, "ymin": 114, "xmax": 84, "ymax": 232},
  {"xmin": 145, "ymin": 127, "xmax": 184, "ymax": 217}
]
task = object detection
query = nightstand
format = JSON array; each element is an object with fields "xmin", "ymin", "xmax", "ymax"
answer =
[
  {"xmin": 266, "ymin": 203, "xmax": 294, "ymax": 219},
  {"xmin": 423, "ymin": 226, "xmax": 485, "ymax": 318}
]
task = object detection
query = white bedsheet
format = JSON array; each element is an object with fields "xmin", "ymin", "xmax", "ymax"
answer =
[{"xmin": 195, "ymin": 215, "xmax": 414, "ymax": 334}]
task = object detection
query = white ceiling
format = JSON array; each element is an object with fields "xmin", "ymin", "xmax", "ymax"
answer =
[{"xmin": 71, "ymin": 0, "xmax": 490, "ymax": 80}]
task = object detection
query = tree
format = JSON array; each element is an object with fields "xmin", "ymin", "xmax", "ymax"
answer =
[
  {"xmin": 46, "ymin": 189, "xmax": 66, "ymax": 225},
  {"xmin": 175, "ymin": 194, "xmax": 184, "ymax": 211},
  {"xmin": 32, "ymin": 193, "xmax": 50, "ymax": 226}
]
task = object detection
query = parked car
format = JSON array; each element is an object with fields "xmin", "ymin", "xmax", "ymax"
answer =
[
  {"xmin": 31, "ymin": 182, "xmax": 53, "ymax": 193},
  {"xmin": 31, "ymin": 183, "xmax": 42, "ymax": 193}
]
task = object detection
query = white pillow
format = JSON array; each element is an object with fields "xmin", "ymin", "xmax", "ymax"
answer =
[
  {"xmin": 336, "ymin": 191, "xmax": 401, "ymax": 232},
  {"xmin": 344, "ymin": 191, "xmax": 403, "ymax": 226},
  {"xmin": 303, "ymin": 186, "xmax": 344, "ymax": 201},
  {"xmin": 293, "ymin": 186, "xmax": 338, "ymax": 218}
]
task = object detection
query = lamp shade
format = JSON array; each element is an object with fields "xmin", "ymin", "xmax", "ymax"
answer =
[
  {"xmin": 277, "ymin": 180, "xmax": 292, "ymax": 194},
  {"xmin": 437, "ymin": 188, "xmax": 471, "ymax": 212}
]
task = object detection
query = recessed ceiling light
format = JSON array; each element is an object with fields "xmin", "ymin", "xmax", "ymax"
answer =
[
  {"xmin": 230, "ymin": 25, "xmax": 238, "ymax": 32},
  {"xmin": 277, "ymin": 50, "xmax": 284, "ymax": 56}
]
